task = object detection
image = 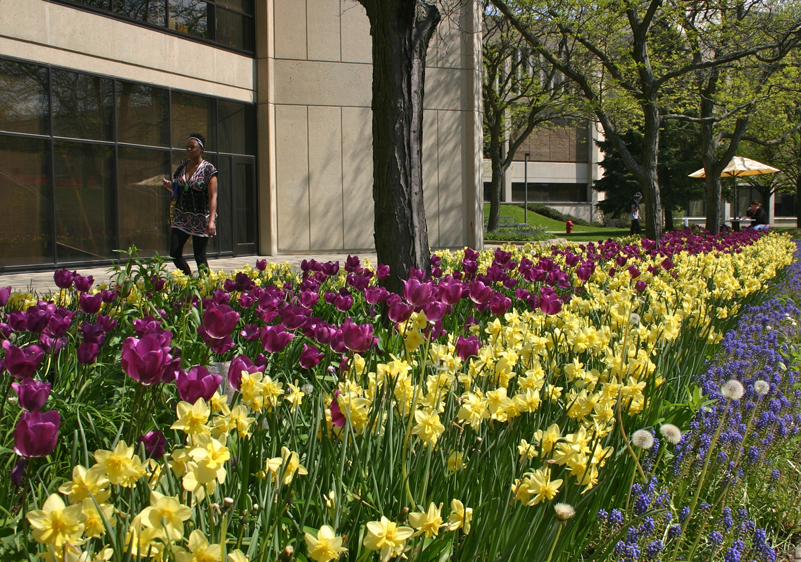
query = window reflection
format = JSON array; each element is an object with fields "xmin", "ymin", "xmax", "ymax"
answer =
[
  {"xmin": 116, "ymin": 81, "xmax": 169, "ymax": 146},
  {"xmin": 218, "ymin": 100, "xmax": 255, "ymax": 155},
  {"xmin": 54, "ymin": 142, "xmax": 116, "ymax": 262},
  {"xmin": 171, "ymin": 92, "xmax": 215, "ymax": 150},
  {"xmin": 52, "ymin": 70, "xmax": 114, "ymax": 141},
  {"xmin": 215, "ymin": 7, "xmax": 253, "ymax": 52},
  {"xmin": 118, "ymin": 147, "xmax": 171, "ymax": 256},
  {"xmin": 215, "ymin": 0, "xmax": 252, "ymax": 14},
  {"xmin": 168, "ymin": 0, "xmax": 209, "ymax": 39},
  {"xmin": 0, "ymin": 136, "xmax": 53, "ymax": 266},
  {"xmin": 0, "ymin": 60, "xmax": 49, "ymax": 136},
  {"xmin": 113, "ymin": 0, "xmax": 166, "ymax": 26}
]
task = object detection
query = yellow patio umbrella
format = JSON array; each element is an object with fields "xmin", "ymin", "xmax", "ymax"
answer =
[{"xmin": 688, "ymin": 156, "xmax": 780, "ymax": 178}]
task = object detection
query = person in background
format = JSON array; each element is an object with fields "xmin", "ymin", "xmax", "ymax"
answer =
[
  {"xmin": 163, "ymin": 133, "xmax": 218, "ymax": 275},
  {"xmin": 629, "ymin": 192, "xmax": 643, "ymax": 235},
  {"xmin": 745, "ymin": 200, "xmax": 769, "ymax": 231}
]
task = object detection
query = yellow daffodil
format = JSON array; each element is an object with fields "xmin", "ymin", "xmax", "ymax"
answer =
[
  {"xmin": 81, "ymin": 498, "xmax": 115, "ymax": 538},
  {"xmin": 140, "ymin": 491, "xmax": 192, "ymax": 540},
  {"xmin": 58, "ymin": 464, "xmax": 111, "ymax": 504},
  {"xmin": 175, "ymin": 529, "xmax": 221, "ymax": 562},
  {"xmin": 447, "ymin": 499, "xmax": 472, "ymax": 534},
  {"xmin": 27, "ymin": 493, "xmax": 86, "ymax": 547},
  {"xmin": 93, "ymin": 441, "xmax": 146, "ymax": 487},
  {"xmin": 409, "ymin": 502, "xmax": 443, "ymax": 538},
  {"xmin": 171, "ymin": 398, "xmax": 211, "ymax": 435},
  {"xmin": 411, "ymin": 408, "xmax": 445, "ymax": 446},
  {"xmin": 304, "ymin": 525, "xmax": 347, "ymax": 562},
  {"xmin": 363, "ymin": 516, "xmax": 414, "ymax": 562}
]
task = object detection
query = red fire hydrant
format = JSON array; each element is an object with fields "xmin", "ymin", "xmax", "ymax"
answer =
[{"xmin": 565, "ymin": 220, "xmax": 574, "ymax": 234}]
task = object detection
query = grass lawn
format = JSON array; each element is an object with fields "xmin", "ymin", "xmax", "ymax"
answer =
[
  {"xmin": 483, "ymin": 203, "xmax": 612, "ymax": 232},
  {"xmin": 483, "ymin": 203, "xmax": 630, "ymax": 242}
]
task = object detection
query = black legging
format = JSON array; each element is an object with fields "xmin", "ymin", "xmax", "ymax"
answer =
[{"xmin": 170, "ymin": 228, "xmax": 209, "ymax": 275}]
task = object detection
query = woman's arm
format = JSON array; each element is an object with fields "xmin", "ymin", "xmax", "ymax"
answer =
[{"xmin": 207, "ymin": 175, "xmax": 218, "ymax": 236}]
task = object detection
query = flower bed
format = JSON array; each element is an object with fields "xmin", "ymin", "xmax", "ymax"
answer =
[{"xmin": 0, "ymin": 229, "xmax": 796, "ymax": 562}]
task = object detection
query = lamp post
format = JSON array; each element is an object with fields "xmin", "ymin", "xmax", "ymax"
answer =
[{"xmin": 524, "ymin": 152, "xmax": 529, "ymax": 226}]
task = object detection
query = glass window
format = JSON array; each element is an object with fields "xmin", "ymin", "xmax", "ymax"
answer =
[
  {"xmin": 113, "ymin": 0, "xmax": 167, "ymax": 26},
  {"xmin": 512, "ymin": 183, "xmax": 587, "ymax": 203},
  {"xmin": 775, "ymin": 193, "xmax": 796, "ymax": 217},
  {"xmin": 234, "ymin": 159, "xmax": 255, "ymax": 247},
  {"xmin": 0, "ymin": 135, "xmax": 53, "ymax": 266},
  {"xmin": 53, "ymin": 142, "xmax": 116, "ymax": 262},
  {"xmin": 214, "ymin": 0, "xmax": 252, "ymax": 14},
  {"xmin": 218, "ymin": 100, "xmax": 255, "ymax": 155},
  {"xmin": 215, "ymin": 155, "xmax": 232, "ymax": 254},
  {"xmin": 68, "ymin": 0, "xmax": 112, "ymax": 9},
  {"xmin": 116, "ymin": 81, "xmax": 169, "ymax": 146},
  {"xmin": 215, "ymin": 7, "xmax": 254, "ymax": 51},
  {"xmin": 0, "ymin": 60, "xmax": 49, "ymax": 136},
  {"xmin": 52, "ymin": 70, "xmax": 114, "ymax": 141},
  {"xmin": 168, "ymin": 0, "xmax": 210, "ymax": 39},
  {"xmin": 172, "ymin": 92, "xmax": 215, "ymax": 150},
  {"xmin": 118, "ymin": 147, "xmax": 171, "ymax": 256}
]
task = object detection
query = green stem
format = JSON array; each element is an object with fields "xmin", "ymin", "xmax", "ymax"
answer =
[
  {"xmin": 545, "ymin": 523, "xmax": 564, "ymax": 562},
  {"xmin": 0, "ymin": 377, "xmax": 13, "ymax": 429}
]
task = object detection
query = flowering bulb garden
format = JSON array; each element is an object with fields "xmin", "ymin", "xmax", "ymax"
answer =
[{"xmin": 0, "ymin": 229, "xmax": 798, "ymax": 562}]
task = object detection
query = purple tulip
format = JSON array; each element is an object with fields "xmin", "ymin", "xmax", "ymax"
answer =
[
  {"xmin": 3, "ymin": 343, "xmax": 45, "ymax": 378},
  {"xmin": 300, "ymin": 290, "xmax": 320, "ymax": 309},
  {"xmin": 627, "ymin": 265, "xmax": 641, "ymax": 279},
  {"xmin": 240, "ymin": 323, "xmax": 260, "ymax": 341},
  {"xmin": 101, "ymin": 289, "xmax": 119, "ymax": 304},
  {"xmin": 47, "ymin": 310, "xmax": 74, "ymax": 337},
  {"xmin": 261, "ymin": 325, "xmax": 294, "ymax": 353},
  {"xmin": 25, "ymin": 305, "xmax": 52, "ymax": 334},
  {"xmin": 540, "ymin": 292, "xmax": 562, "ymax": 316},
  {"xmin": 468, "ymin": 281, "xmax": 493, "ymax": 305},
  {"xmin": 12, "ymin": 378, "xmax": 51, "ymax": 411},
  {"xmin": 402, "ymin": 278, "xmax": 432, "ymax": 307},
  {"xmin": 120, "ymin": 335, "xmax": 173, "ymax": 386},
  {"xmin": 344, "ymin": 255, "xmax": 361, "ymax": 273},
  {"xmin": 95, "ymin": 314, "xmax": 118, "ymax": 333},
  {"xmin": 334, "ymin": 294, "xmax": 354, "ymax": 312},
  {"xmin": 576, "ymin": 263, "xmax": 595, "ymax": 282},
  {"xmin": 423, "ymin": 301, "xmax": 448, "ymax": 323},
  {"xmin": 138, "ymin": 430, "xmax": 168, "ymax": 458},
  {"xmin": 330, "ymin": 394, "xmax": 346, "ymax": 428},
  {"xmin": 280, "ymin": 306, "xmax": 309, "ymax": 330},
  {"xmin": 489, "ymin": 293, "xmax": 512, "ymax": 316},
  {"xmin": 133, "ymin": 316, "xmax": 163, "ymax": 337},
  {"xmin": 340, "ymin": 318, "xmax": 375, "ymax": 353},
  {"xmin": 176, "ymin": 366, "xmax": 222, "ymax": 404},
  {"xmin": 77, "ymin": 342, "xmax": 102, "ymax": 365},
  {"xmin": 299, "ymin": 344, "xmax": 325, "ymax": 369},
  {"xmin": 53, "ymin": 269, "xmax": 75, "ymax": 289},
  {"xmin": 661, "ymin": 258, "xmax": 675, "ymax": 271},
  {"xmin": 7, "ymin": 311, "xmax": 26, "ymax": 332},
  {"xmin": 73, "ymin": 274, "xmax": 94, "ymax": 293},
  {"xmin": 256, "ymin": 259, "xmax": 267, "ymax": 271},
  {"xmin": 455, "ymin": 335, "xmax": 480, "ymax": 361},
  {"xmin": 635, "ymin": 280, "xmax": 647, "ymax": 293},
  {"xmin": 387, "ymin": 298, "xmax": 413, "ymax": 323},
  {"xmin": 13, "ymin": 410, "xmax": 59, "ymax": 458},
  {"xmin": 200, "ymin": 304, "xmax": 240, "ymax": 340},
  {"xmin": 313, "ymin": 323, "xmax": 337, "ymax": 345},
  {"xmin": 10, "ymin": 458, "xmax": 26, "ymax": 486},
  {"xmin": 228, "ymin": 354, "xmax": 264, "ymax": 391},
  {"xmin": 438, "ymin": 277, "xmax": 464, "ymax": 305},
  {"xmin": 365, "ymin": 286, "xmax": 389, "ymax": 305},
  {"xmin": 329, "ymin": 330, "xmax": 347, "ymax": 354},
  {"xmin": 79, "ymin": 323, "xmax": 107, "ymax": 345},
  {"xmin": 39, "ymin": 334, "xmax": 67, "ymax": 355},
  {"xmin": 79, "ymin": 293, "xmax": 103, "ymax": 314},
  {"xmin": 153, "ymin": 278, "xmax": 166, "ymax": 292},
  {"xmin": 376, "ymin": 264, "xmax": 390, "ymax": 279},
  {"xmin": 0, "ymin": 286, "xmax": 11, "ymax": 307}
]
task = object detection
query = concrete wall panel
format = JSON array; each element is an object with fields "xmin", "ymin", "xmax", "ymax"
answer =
[
  {"xmin": 273, "ymin": 59, "xmax": 371, "ymax": 107},
  {"xmin": 308, "ymin": 106, "xmax": 345, "ymax": 250},
  {"xmin": 274, "ymin": 0, "xmax": 308, "ymax": 60},
  {"xmin": 307, "ymin": 0, "xmax": 342, "ymax": 62},
  {"xmin": 437, "ymin": 110, "xmax": 465, "ymax": 248},
  {"xmin": 422, "ymin": 110, "xmax": 440, "ymax": 247},
  {"xmin": 425, "ymin": 67, "xmax": 469, "ymax": 111},
  {"xmin": 340, "ymin": 1, "xmax": 372, "ymax": 64},
  {"xmin": 275, "ymin": 105, "xmax": 311, "ymax": 251},
  {"xmin": 341, "ymin": 107, "xmax": 375, "ymax": 249}
]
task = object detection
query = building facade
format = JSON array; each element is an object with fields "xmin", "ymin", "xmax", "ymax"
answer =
[
  {"xmin": 482, "ymin": 122, "xmax": 605, "ymax": 224},
  {"xmin": 0, "ymin": 0, "xmax": 483, "ymax": 271}
]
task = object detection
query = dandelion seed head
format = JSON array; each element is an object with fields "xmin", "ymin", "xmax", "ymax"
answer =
[
  {"xmin": 632, "ymin": 429, "xmax": 655, "ymax": 450},
  {"xmin": 629, "ymin": 313, "xmax": 641, "ymax": 325},
  {"xmin": 721, "ymin": 379, "xmax": 744, "ymax": 401},
  {"xmin": 554, "ymin": 503, "xmax": 575, "ymax": 521},
  {"xmin": 754, "ymin": 380, "xmax": 770, "ymax": 396},
  {"xmin": 659, "ymin": 424, "xmax": 682, "ymax": 445}
]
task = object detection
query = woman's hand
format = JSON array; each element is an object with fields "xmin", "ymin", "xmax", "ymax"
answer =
[
  {"xmin": 162, "ymin": 178, "xmax": 173, "ymax": 191},
  {"xmin": 207, "ymin": 220, "xmax": 217, "ymax": 237}
]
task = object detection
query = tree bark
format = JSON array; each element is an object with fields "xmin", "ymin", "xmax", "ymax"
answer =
[
  {"xmin": 358, "ymin": 0, "xmax": 440, "ymax": 293},
  {"xmin": 664, "ymin": 206, "xmax": 674, "ymax": 232},
  {"xmin": 487, "ymin": 155, "xmax": 505, "ymax": 231},
  {"xmin": 796, "ymin": 173, "xmax": 801, "ymax": 229}
]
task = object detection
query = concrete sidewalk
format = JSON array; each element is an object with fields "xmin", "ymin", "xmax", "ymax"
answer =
[{"xmin": 0, "ymin": 252, "xmax": 377, "ymax": 295}]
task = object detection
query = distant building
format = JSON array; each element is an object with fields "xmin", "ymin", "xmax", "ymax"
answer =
[
  {"xmin": 0, "ymin": 0, "xmax": 483, "ymax": 271},
  {"xmin": 482, "ymin": 122, "xmax": 605, "ymax": 223}
]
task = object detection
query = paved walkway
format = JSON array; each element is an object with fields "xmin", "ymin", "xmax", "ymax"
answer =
[{"xmin": 0, "ymin": 241, "xmax": 567, "ymax": 295}]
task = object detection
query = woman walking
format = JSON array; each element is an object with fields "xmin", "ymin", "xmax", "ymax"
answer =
[{"xmin": 163, "ymin": 133, "xmax": 218, "ymax": 275}]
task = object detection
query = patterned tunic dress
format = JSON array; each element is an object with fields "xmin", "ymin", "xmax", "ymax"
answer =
[{"xmin": 171, "ymin": 159, "xmax": 218, "ymax": 237}]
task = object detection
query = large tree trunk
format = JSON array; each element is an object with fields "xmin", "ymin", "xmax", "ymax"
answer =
[
  {"xmin": 487, "ymin": 144, "xmax": 505, "ymax": 231},
  {"xmin": 359, "ymin": 0, "xmax": 440, "ymax": 294},
  {"xmin": 664, "ymin": 206, "xmax": 674, "ymax": 232},
  {"xmin": 640, "ymin": 103, "xmax": 663, "ymax": 240},
  {"xmin": 796, "ymin": 174, "xmax": 801, "ymax": 229}
]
